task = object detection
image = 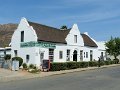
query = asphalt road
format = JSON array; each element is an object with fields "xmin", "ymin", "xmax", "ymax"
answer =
[{"xmin": 0, "ymin": 66, "xmax": 120, "ymax": 90}]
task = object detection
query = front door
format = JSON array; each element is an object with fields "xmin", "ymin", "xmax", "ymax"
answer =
[{"xmin": 73, "ymin": 50, "xmax": 77, "ymax": 62}]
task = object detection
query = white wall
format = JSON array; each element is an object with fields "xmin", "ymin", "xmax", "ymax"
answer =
[
  {"xmin": 11, "ymin": 17, "xmax": 39, "ymax": 66},
  {"xmin": 66, "ymin": 24, "xmax": 84, "ymax": 46}
]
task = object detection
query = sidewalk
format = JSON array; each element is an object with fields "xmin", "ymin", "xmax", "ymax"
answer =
[{"xmin": 0, "ymin": 64, "xmax": 120, "ymax": 82}]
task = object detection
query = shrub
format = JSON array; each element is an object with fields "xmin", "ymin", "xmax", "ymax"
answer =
[
  {"xmin": 50, "ymin": 61, "xmax": 89, "ymax": 71},
  {"xmin": 113, "ymin": 59, "xmax": 119, "ymax": 64},
  {"xmin": 100, "ymin": 61, "xmax": 105, "ymax": 66},
  {"xmin": 22, "ymin": 63, "xmax": 27, "ymax": 69},
  {"xmin": 50, "ymin": 62, "xmax": 67, "ymax": 71},
  {"xmin": 104, "ymin": 61, "xmax": 110, "ymax": 65},
  {"xmin": 66, "ymin": 62, "xmax": 78, "ymax": 69},
  {"xmin": 12, "ymin": 57, "xmax": 23, "ymax": 67},
  {"xmin": 4, "ymin": 54, "xmax": 11, "ymax": 60},
  {"xmin": 79, "ymin": 62, "xmax": 88, "ymax": 68},
  {"xmin": 29, "ymin": 64, "xmax": 34, "ymax": 69},
  {"xmin": 88, "ymin": 61, "xmax": 98, "ymax": 67}
]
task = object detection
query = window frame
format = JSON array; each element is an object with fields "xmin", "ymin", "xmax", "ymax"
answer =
[
  {"xmin": 59, "ymin": 51, "xmax": 63, "ymax": 59},
  {"xmin": 74, "ymin": 35, "xmax": 77, "ymax": 43}
]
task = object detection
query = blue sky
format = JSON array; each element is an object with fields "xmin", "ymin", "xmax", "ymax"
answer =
[{"xmin": 0, "ymin": 0, "xmax": 120, "ymax": 41}]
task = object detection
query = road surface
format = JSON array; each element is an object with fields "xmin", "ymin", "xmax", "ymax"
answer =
[{"xmin": 0, "ymin": 66, "xmax": 120, "ymax": 90}]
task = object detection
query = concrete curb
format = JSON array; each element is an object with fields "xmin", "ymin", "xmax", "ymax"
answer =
[{"xmin": 0, "ymin": 64, "xmax": 120, "ymax": 82}]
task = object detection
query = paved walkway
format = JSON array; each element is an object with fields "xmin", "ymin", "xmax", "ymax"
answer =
[{"xmin": 0, "ymin": 64, "xmax": 120, "ymax": 82}]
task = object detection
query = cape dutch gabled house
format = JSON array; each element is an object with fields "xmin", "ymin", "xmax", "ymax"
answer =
[{"xmin": 11, "ymin": 18, "xmax": 106, "ymax": 67}]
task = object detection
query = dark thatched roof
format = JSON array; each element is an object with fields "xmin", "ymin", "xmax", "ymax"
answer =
[
  {"xmin": 28, "ymin": 21, "xmax": 70, "ymax": 44},
  {"xmin": 81, "ymin": 34, "xmax": 98, "ymax": 47},
  {"xmin": 28, "ymin": 21, "xmax": 98, "ymax": 47}
]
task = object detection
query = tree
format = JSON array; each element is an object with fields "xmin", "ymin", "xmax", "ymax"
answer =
[
  {"xmin": 105, "ymin": 37, "xmax": 120, "ymax": 60},
  {"xmin": 60, "ymin": 25, "xmax": 68, "ymax": 30}
]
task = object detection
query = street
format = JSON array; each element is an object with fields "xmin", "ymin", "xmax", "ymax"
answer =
[{"xmin": 0, "ymin": 66, "xmax": 120, "ymax": 90}]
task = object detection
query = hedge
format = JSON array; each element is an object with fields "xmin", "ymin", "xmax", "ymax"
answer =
[
  {"xmin": 88, "ymin": 61, "xmax": 98, "ymax": 67},
  {"xmin": 50, "ymin": 60, "xmax": 119, "ymax": 71},
  {"xmin": 50, "ymin": 61, "xmax": 89, "ymax": 71}
]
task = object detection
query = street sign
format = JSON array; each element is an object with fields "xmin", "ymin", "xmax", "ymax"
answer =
[{"xmin": 20, "ymin": 41, "xmax": 56, "ymax": 48}]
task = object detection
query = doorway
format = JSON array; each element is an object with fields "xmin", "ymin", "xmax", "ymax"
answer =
[{"xmin": 73, "ymin": 50, "xmax": 77, "ymax": 62}]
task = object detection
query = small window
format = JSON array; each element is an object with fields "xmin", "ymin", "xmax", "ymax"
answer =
[
  {"xmin": 26, "ymin": 55, "xmax": 30, "ymax": 63},
  {"xmin": 67, "ymin": 49, "xmax": 70, "ymax": 61},
  {"xmin": 84, "ymin": 52, "xmax": 85, "ymax": 58},
  {"xmin": 74, "ymin": 35, "xmax": 77, "ymax": 43},
  {"xmin": 14, "ymin": 50, "xmax": 17, "ymax": 57},
  {"xmin": 21, "ymin": 31, "xmax": 24, "ymax": 42},
  {"xmin": 86, "ymin": 52, "xmax": 88, "ymax": 58},
  {"xmin": 59, "ymin": 51, "xmax": 63, "ymax": 59}
]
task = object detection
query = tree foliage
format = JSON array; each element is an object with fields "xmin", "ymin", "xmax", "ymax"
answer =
[
  {"xmin": 4, "ymin": 54, "xmax": 11, "ymax": 60},
  {"xmin": 105, "ymin": 37, "xmax": 120, "ymax": 59},
  {"xmin": 60, "ymin": 25, "xmax": 68, "ymax": 30}
]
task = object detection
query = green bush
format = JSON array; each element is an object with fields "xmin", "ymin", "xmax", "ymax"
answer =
[
  {"xmin": 29, "ymin": 64, "xmax": 34, "ymax": 69},
  {"xmin": 22, "ymin": 63, "xmax": 27, "ymax": 69},
  {"xmin": 79, "ymin": 62, "xmax": 88, "ymax": 68},
  {"xmin": 100, "ymin": 61, "xmax": 105, "ymax": 66},
  {"xmin": 49, "ymin": 60, "xmax": 119, "ymax": 71},
  {"xmin": 113, "ymin": 59, "xmax": 119, "ymax": 64},
  {"xmin": 66, "ymin": 62, "xmax": 78, "ymax": 69},
  {"xmin": 12, "ymin": 57, "xmax": 23, "ymax": 67},
  {"xmin": 50, "ymin": 62, "xmax": 67, "ymax": 71},
  {"xmin": 104, "ymin": 61, "xmax": 110, "ymax": 65},
  {"xmin": 88, "ymin": 61, "xmax": 98, "ymax": 67},
  {"xmin": 50, "ymin": 61, "xmax": 89, "ymax": 71},
  {"xmin": 4, "ymin": 54, "xmax": 11, "ymax": 60}
]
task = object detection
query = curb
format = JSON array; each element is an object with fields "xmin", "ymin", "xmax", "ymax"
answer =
[{"xmin": 0, "ymin": 64, "xmax": 120, "ymax": 82}]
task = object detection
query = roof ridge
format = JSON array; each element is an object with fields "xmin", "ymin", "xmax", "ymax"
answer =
[
  {"xmin": 28, "ymin": 21, "xmax": 70, "ymax": 31},
  {"xmin": 28, "ymin": 21, "xmax": 60, "ymax": 30}
]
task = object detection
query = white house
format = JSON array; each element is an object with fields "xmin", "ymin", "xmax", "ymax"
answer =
[{"xmin": 11, "ymin": 18, "xmax": 106, "ymax": 67}]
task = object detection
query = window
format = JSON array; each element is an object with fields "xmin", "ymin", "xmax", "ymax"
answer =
[
  {"xmin": 26, "ymin": 55, "xmax": 30, "ymax": 63},
  {"xmin": 74, "ymin": 35, "xmax": 77, "ymax": 43},
  {"xmin": 59, "ymin": 51, "xmax": 63, "ymax": 59},
  {"xmin": 14, "ymin": 50, "xmax": 17, "ymax": 57},
  {"xmin": 80, "ymin": 50, "xmax": 83, "ymax": 61},
  {"xmin": 90, "ymin": 50, "xmax": 93, "ymax": 61},
  {"xmin": 49, "ymin": 49, "xmax": 54, "ymax": 62},
  {"xmin": 86, "ymin": 52, "xmax": 88, "ymax": 58},
  {"xmin": 67, "ymin": 49, "xmax": 70, "ymax": 61},
  {"xmin": 21, "ymin": 31, "xmax": 24, "ymax": 42},
  {"xmin": 84, "ymin": 52, "xmax": 85, "ymax": 58}
]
